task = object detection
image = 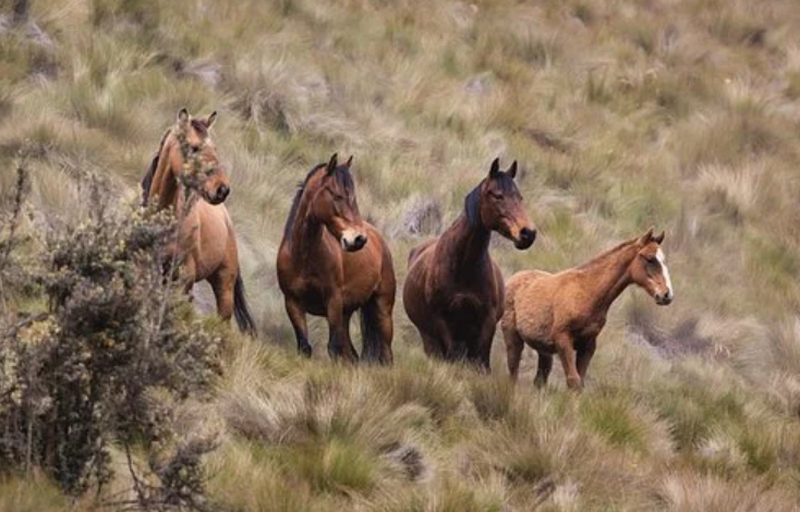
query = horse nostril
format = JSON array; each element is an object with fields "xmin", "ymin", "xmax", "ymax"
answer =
[
  {"xmin": 656, "ymin": 293, "xmax": 673, "ymax": 305},
  {"xmin": 517, "ymin": 227, "xmax": 536, "ymax": 248}
]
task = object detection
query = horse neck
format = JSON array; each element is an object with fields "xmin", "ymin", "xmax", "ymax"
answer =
[
  {"xmin": 150, "ymin": 140, "xmax": 182, "ymax": 211},
  {"xmin": 437, "ymin": 213, "xmax": 492, "ymax": 275},
  {"xmin": 287, "ymin": 188, "xmax": 326, "ymax": 258},
  {"xmin": 578, "ymin": 243, "xmax": 638, "ymax": 314}
]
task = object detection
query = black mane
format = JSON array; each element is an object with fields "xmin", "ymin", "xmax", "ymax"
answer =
[
  {"xmin": 464, "ymin": 172, "xmax": 518, "ymax": 227},
  {"xmin": 282, "ymin": 162, "xmax": 356, "ymax": 242},
  {"xmin": 140, "ymin": 128, "xmax": 172, "ymax": 207}
]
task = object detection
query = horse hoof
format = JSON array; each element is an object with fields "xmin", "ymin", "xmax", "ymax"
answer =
[
  {"xmin": 298, "ymin": 344, "xmax": 313, "ymax": 358},
  {"xmin": 566, "ymin": 377, "xmax": 583, "ymax": 391},
  {"xmin": 328, "ymin": 346, "xmax": 358, "ymax": 364}
]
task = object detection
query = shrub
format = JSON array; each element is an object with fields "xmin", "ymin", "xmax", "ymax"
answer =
[{"xmin": 0, "ymin": 170, "xmax": 224, "ymax": 508}]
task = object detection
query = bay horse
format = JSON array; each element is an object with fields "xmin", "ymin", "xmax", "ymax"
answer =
[
  {"xmin": 141, "ymin": 108, "xmax": 257, "ymax": 335},
  {"xmin": 402, "ymin": 158, "xmax": 536, "ymax": 371},
  {"xmin": 501, "ymin": 228, "xmax": 674, "ymax": 390},
  {"xmin": 276, "ymin": 153, "xmax": 396, "ymax": 364}
]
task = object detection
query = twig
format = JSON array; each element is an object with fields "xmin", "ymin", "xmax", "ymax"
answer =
[{"xmin": 0, "ymin": 162, "xmax": 29, "ymax": 320}]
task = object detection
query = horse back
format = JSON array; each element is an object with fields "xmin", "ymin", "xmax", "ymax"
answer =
[{"xmin": 407, "ymin": 238, "xmax": 437, "ymax": 269}]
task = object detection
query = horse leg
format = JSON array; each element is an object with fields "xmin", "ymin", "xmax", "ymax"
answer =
[
  {"xmin": 474, "ymin": 319, "xmax": 497, "ymax": 373},
  {"xmin": 326, "ymin": 294, "xmax": 358, "ymax": 363},
  {"xmin": 576, "ymin": 336, "xmax": 597, "ymax": 384},
  {"xmin": 555, "ymin": 334, "xmax": 581, "ymax": 390},
  {"xmin": 503, "ymin": 325, "xmax": 524, "ymax": 383},
  {"xmin": 180, "ymin": 255, "xmax": 197, "ymax": 296},
  {"xmin": 285, "ymin": 297, "xmax": 312, "ymax": 357},
  {"xmin": 421, "ymin": 333, "xmax": 444, "ymax": 359},
  {"xmin": 342, "ymin": 310, "xmax": 357, "ymax": 360},
  {"xmin": 534, "ymin": 353, "xmax": 553, "ymax": 389},
  {"xmin": 432, "ymin": 316, "xmax": 458, "ymax": 361},
  {"xmin": 373, "ymin": 284, "xmax": 395, "ymax": 365},
  {"xmin": 208, "ymin": 268, "xmax": 235, "ymax": 322},
  {"xmin": 360, "ymin": 294, "xmax": 394, "ymax": 365}
]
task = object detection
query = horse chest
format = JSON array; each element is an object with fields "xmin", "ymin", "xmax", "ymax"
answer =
[{"xmin": 574, "ymin": 317, "xmax": 606, "ymax": 339}]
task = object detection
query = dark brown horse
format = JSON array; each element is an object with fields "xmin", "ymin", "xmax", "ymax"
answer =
[
  {"xmin": 276, "ymin": 153, "xmax": 396, "ymax": 364},
  {"xmin": 141, "ymin": 108, "xmax": 256, "ymax": 334},
  {"xmin": 502, "ymin": 228, "xmax": 674, "ymax": 390},
  {"xmin": 403, "ymin": 158, "xmax": 536, "ymax": 371}
]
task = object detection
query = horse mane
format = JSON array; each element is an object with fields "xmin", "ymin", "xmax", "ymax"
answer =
[
  {"xmin": 141, "ymin": 128, "xmax": 173, "ymax": 206},
  {"xmin": 576, "ymin": 236, "xmax": 640, "ymax": 271},
  {"xmin": 283, "ymin": 161, "xmax": 357, "ymax": 242},
  {"xmin": 464, "ymin": 173, "xmax": 518, "ymax": 227}
]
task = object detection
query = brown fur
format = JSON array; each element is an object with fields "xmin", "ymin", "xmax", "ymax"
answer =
[
  {"xmin": 403, "ymin": 159, "xmax": 536, "ymax": 371},
  {"xmin": 501, "ymin": 228, "xmax": 673, "ymax": 389},
  {"xmin": 276, "ymin": 154, "xmax": 396, "ymax": 364},
  {"xmin": 143, "ymin": 108, "xmax": 256, "ymax": 334}
]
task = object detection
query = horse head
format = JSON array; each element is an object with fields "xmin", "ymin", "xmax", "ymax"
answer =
[
  {"xmin": 309, "ymin": 153, "xmax": 367, "ymax": 252},
  {"xmin": 150, "ymin": 108, "xmax": 230, "ymax": 207},
  {"xmin": 630, "ymin": 227, "xmax": 674, "ymax": 306},
  {"xmin": 466, "ymin": 158, "xmax": 536, "ymax": 249}
]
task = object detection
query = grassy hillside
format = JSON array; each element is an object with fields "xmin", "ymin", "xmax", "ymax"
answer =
[{"xmin": 3, "ymin": 0, "xmax": 800, "ymax": 510}]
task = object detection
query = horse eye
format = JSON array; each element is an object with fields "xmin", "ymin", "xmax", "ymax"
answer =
[{"xmin": 490, "ymin": 191, "xmax": 503, "ymax": 199}]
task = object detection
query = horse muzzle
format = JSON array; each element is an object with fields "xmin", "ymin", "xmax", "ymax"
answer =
[
  {"xmin": 341, "ymin": 230, "xmax": 368, "ymax": 252},
  {"xmin": 654, "ymin": 291, "xmax": 674, "ymax": 306},
  {"xmin": 208, "ymin": 184, "xmax": 230, "ymax": 205},
  {"xmin": 514, "ymin": 227, "xmax": 536, "ymax": 250}
]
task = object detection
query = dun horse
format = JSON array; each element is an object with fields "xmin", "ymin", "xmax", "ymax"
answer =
[
  {"xmin": 141, "ymin": 108, "xmax": 256, "ymax": 334},
  {"xmin": 277, "ymin": 153, "xmax": 396, "ymax": 364},
  {"xmin": 403, "ymin": 158, "xmax": 536, "ymax": 371},
  {"xmin": 502, "ymin": 228, "xmax": 674, "ymax": 389}
]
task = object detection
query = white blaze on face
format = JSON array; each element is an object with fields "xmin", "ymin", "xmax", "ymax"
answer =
[{"xmin": 656, "ymin": 248, "xmax": 674, "ymax": 298}]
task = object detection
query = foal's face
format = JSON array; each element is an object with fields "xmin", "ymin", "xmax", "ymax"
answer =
[
  {"xmin": 480, "ymin": 159, "xmax": 536, "ymax": 250},
  {"xmin": 171, "ymin": 109, "xmax": 231, "ymax": 205},
  {"xmin": 630, "ymin": 231, "xmax": 674, "ymax": 305},
  {"xmin": 311, "ymin": 154, "xmax": 367, "ymax": 252}
]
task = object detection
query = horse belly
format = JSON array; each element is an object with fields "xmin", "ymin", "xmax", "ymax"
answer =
[
  {"xmin": 446, "ymin": 293, "xmax": 488, "ymax": 339},
  {"xmin": 300, "ymin": 287, "xmax": 327, "ymax": 317},
  {"xmin": 511, "ymin": 281, "xmax": 556, "ymax": 348}
]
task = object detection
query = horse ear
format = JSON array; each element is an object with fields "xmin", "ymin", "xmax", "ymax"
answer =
[
  {"xmin": 489, "ymin": 157, "xmax": 501, "ymax": 178},
  {"xmin": 326, "ymin": 153, "xmax": 338, "ymax": 175},
  {"xmin": 653, "ymin": 230, "xmax": 665, "ymax": 245},
  {"xmin": 205, "ymin": 111, "xmax": 218, "ymax": 129},
  {"xmin": 638, "ymin": 226, "xmax": 655, "ymax": 244},
  {"xmin": 345, "ymin": 155, "xmax": 354, "ymax": 168},
  {"xmin": 177, "ymin": 108, "xmax": 189, "ymax": 124},
  {"xmin": 507, "ymin": 160, "xmax": 518, "ymax": 179}
]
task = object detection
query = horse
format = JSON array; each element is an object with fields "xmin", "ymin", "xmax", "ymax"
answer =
[
  {"xmin": 402, "ymin": 158, "xmax": 536, "ymax": 371},
  {"xmin": 501, "ymin": 228, "xmax": 674, "ymax": 390},
  {"xmin": 141, "ymin": 107, "xmax": 257, "ymax": 335},
  {"xmin": 276, "ymin": 153, "xmax": 396, "ymax": 364}
]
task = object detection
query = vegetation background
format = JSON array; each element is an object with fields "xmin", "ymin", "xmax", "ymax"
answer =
[{"xmin": 2, "ymin": 0, "xmax": 800, "ymax": 510}]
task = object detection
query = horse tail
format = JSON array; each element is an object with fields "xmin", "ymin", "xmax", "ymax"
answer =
[
  {"xmin": 360, "ymin": 297, "xmax": 386, "ymax": 364},
  {"xmin": 233, "ymin": 272, "xmax": 257, "ymax": 336}
]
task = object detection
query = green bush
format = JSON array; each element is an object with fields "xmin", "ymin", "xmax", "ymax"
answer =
[{"xmin": 0, "ymin": 171, "xmax": 223, "ymax": 507}]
